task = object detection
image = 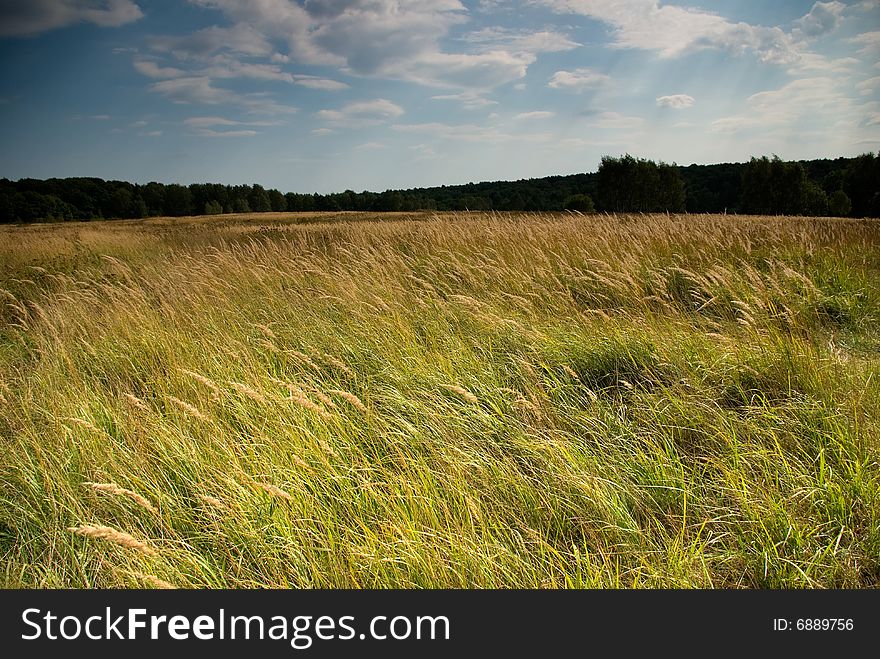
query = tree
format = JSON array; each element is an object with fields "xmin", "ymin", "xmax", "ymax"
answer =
[
  {"xmin": 844, "ymin": 152, "xmax": 880, "ymax": 217},
  {"xmin": 803, "ymin": 180, "xmax": 829, "ymax": 216},
  {"xmin": 563, "ymin": 194, "xmax": 595, "ymax": 213},
  {"xmin": 657, "ymin": 163, "xmax": 686, "ymax": 212},
  {"xmin": 163, "ymin": 184, "xmax": 193, "ymax": 216},
  {"xmin": 249, "ymin": 184, "xmax": 272, "ymax": 212},
  {"xmin": 268, "ymin": 188, "xmax": 287, "ymax": 212},
  {"xmin": 204, "ymin": 200, "xmax": 223, "ymax": 215},
  {"xmin": 108, "ymin": 187, "xmax": 134, "ymax": 218},
  {"xmin": 140, "ymin": 182, "xmax": 166, "ymax": 216},
  {"xmin": 741, "ymin": 155, "xmax": 807, "ymax": 215},
  {"xmin": 597, "ymin": 154, "xmax": 684, "ymax": 212},
  {"xmin": 828, "ymin": 190, "xmax": 852, "ymax": 217}
]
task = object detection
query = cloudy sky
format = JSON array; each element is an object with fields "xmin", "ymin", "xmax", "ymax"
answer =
[{"xmin": 0, "ymin": 1, "xmax": 878, "ymax": 193}]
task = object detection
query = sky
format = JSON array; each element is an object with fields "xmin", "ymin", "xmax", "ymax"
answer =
[{"xmin": 0, "ymin": 1, "xmax": 878, "ymax": 193}]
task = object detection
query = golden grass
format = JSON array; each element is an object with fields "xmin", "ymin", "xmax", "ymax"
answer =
[
  {"xmin": 68, "ymin": 524, "xmax": 157, "ymax": 556},
  {"xmin": 1, "ymin": 211, "xmax": 878, "ymax": 588}
]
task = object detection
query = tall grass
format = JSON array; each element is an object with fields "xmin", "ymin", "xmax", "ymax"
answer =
[{"xmin": 1, "ymin": 211, "xmax": 878, "ymax": 588}]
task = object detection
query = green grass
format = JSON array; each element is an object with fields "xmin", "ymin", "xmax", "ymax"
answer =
[{"xmin": 0, "ymin": 211, "xmax": 878, "ymax": 588}]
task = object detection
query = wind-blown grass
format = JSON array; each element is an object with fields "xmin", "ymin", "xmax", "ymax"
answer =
[{"xmin": 1, "ymin": 211, "xmax": 878, "ymax": 588}]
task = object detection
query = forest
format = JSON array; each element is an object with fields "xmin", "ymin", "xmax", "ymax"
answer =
[{"xmin": 0, "ymin": 152, "xmax": 878, "ymax": 222}]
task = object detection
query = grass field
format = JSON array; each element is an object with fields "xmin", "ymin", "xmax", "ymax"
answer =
[{"xmin": 1, "ymin": 211, "xmax": 878, "ymax": 588}]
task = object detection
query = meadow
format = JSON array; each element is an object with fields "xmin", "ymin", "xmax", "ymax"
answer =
[{"xmin": 0, "ymin": 210, "xmax": 878, "ymax": 588}]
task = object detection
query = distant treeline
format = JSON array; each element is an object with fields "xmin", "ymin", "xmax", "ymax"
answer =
[{"xmin": 1, "ymin": 152, "xmax": 878, "ymax": 222}]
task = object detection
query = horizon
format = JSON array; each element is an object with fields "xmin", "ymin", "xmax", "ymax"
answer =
[
  {"xmin": 1, "ymin": 1, "xmax": 878, "ymax": 193},
  {"xmin": 0, "ymin": 152, "xmax": 872, "ymax": 197}
]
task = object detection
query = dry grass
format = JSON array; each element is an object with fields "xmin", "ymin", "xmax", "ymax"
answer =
[{"xmin": 1, "ymin": 211, "xmax": 878, "ymax": 588}]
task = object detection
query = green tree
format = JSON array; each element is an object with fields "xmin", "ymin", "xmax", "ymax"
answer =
[
  {"xmin": 828, "ymin": 190, "xmax": 852, "ymax": 217},
  {"xmin": 843, "ymin": 152, "xmax": 880, "ymax": 217},
  {"xmin": 164, "ymin": 184, "xmax": 193, "ymax": 216},
  {"xmin": 249, "ymin": 184, "xmax": 272, "ymax": 212},
  {"xmin": 741, "ymin": 155, "xmax": 807, "ymax": 215},
  {"xmin": 803, "ymin": 181, "xmax": 829, "ymax": 216},
  {"xmin": 268, "ymin": 188, "xmax": 287, "ymax": 212},
  {"xmin": 597, "ymin": 155, "xmax": 684, "ymax": 212},
  {"xmin": 563, "ymin": 194, "xmax": 595, "ymax": 213}
]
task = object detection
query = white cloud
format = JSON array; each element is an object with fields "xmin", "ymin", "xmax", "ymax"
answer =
[
  {"xmin": 431, "ymin": 92, "xmax": 497, "ymax": 110},
  {"xmin": 150, "ymin": 76, "xmax": 296, "ymax": 115},
  {"xmin": 788, "ymin": 53, "xmax": 859, "ymax": 75},
  {"xmin": 390, "ymin": 50, "xmax": 532, "ymax": 89},
  {"xmin": 515, "ymin": 111, "xmax": 556, "ymax": 120},
  {"xmin": 193, "ymin": 129, "xmax": 258, "ymax": 138},
  {"xmin": 710, "ymin": 77, "xmax": 855, "ymax": 133},
  {"xmin": 183, "ymin": 0, "xmax": 535, "ymax": 89},
  {"xmin": 793, "ymin": 2, "xmax": 845, "ymax": 39},
  {"xmin": 548, "ymin": 68, "xmax": 609, "ymax": 91},
  {"xmin": 460, "ymin": 27, "xmax": 581, "ymax": 55},
  {"xmin": 0, "ymin": 0, "xmax": 142, "ymax": 37},
  {"xmin": 656, "ymin": 94, "xmax": 694, "ymax": 108},
  {"xmin": 134, "ymin": 59, "xmax": 187, "ymax": 79},
  {"xmin": 316, "ymin": 98, "xmax": 404, "ymax": 126},
  {"xmin": 199, "ymin": 56, "xmax": 294, "ymax": 83},
  {"xmin": 856, "ymin": 77, "xmax": 880, "ymax": 96},
  {"xmin": 311, "ymin": 128, "xmax": 335, "ymax": 136},
  {"xmin": 292, "ymin": 75, "xmax": 349, "ymax": 91},
  {"xmin": 354, "ymin": 142, "xmax": 386, "ymax": 150},
  {"xmin": 534, "ymin": 0, "xmax": 800, "ymax": 63},
  {"xmin": 183, "ymin": 116, "xmax": 241, "ymax": 128},
  {"xmin": 149, "ymin": 24, "xmax": 275, "ymax": 59},
  {"xmin": 848, "ymin": 31, "xmax": 880, "ymax": 58},
  {"xmin": 182, "ymin": 115, "xmax": 280, "ymax": 137},
  {"xmin": 393, "ymin": 122, "xmax": 553, "ymax": 143}
]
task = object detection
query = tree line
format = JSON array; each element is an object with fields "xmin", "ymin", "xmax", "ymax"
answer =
[{"xmin": 1, "ymin": 152, "xmax": 877, "ymax": 223}]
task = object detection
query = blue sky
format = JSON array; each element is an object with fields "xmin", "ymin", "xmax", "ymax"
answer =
[{"xmin": 0, "ymin": 1, "xmax": 878, "ymax": 193}]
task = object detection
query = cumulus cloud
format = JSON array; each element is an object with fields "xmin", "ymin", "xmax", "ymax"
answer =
[
  {"xmin": 515, "ymin": 111, "xmax": 556, "ymax": 119},
  {"xmin": 431, "ymin": 92, "xmax": 497, "ymax": 110},
  {"xmin": 183, "ymin": 0, "xmax": 534, "ymax": 89},
  {"xmin": 316, "ymin": 98, "xmax": 404, "ymax": 126},
  {"xmin": 856, "ymin": 77, "xmax": 880, "ymax": 96},
  {"xmin": 392, "ymin": 121, "xmax": 553, "ymax": 143},
  {"xmin": 848, "ymin": 31, "xmax": 880, "ymax": 58},
  {"xmin": 788, "ymin": 53, "xmax": 859, "ymax": 75},
  {"xmin": 656, "ymin": 94, "xmax": 694, "ymax": 108},
  {"xmin": 199, "ymin": 56, "xmax": 294, "ymax": 83},
  {"xmin": 149, "ymin": 24, "xmax": 275, "ymax": 59},
  {"xmin": 548, "ymin": 68, "xmax": 610, "ymax": 91},
  {"xmin": 134, "ymin": 59, "xmax": 187, "ymax": 79},
  {"xmin": 793, "ymin": 2, "xmax": 845, "ymax": 39},
  {"xmin": 194, "ymin": 128, "xmax": 258, "ymax": 137},
  {"xmin": 533, "ymin": 0, "xmax": 800, "ymax": 63},
  {"xmin": 292, "ymin": 75, "xmax": 349, "ymax": 90},
  {"xmin": 710, "ymin": 76, "xmax": 854, "ymax": 133},
  {"xmin": 182, "ymin": 115, "xmax": 283, "ymax": 137},
  {"xmin": 150, "ymin": 76, "xmax": 296, "ymax": 115},
  {"xmin": 0, "ymin": 0, "xmax": 142, "ymax": 37},
  {"xmin": 460, "ymin": 27, "xmax": 581, "ymax": 54}
]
